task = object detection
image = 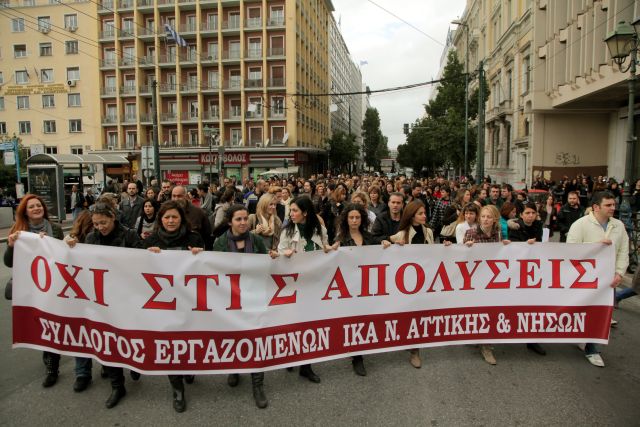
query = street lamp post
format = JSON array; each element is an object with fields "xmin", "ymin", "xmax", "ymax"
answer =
[
  {"xmin": 452, "ymin": 19, "xmax": 470, "ymax": 179},
  {"xmin": 218, "ymin": 144, "xmax": 225, "ymax": 181},
  {"xmin": 605, "ymin": 19, "xmax": 640, "ymax": 209}
]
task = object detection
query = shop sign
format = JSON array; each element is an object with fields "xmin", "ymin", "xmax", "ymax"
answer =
[{"xmin": 198, "ymin": 152, "xmax": 249, "ymax": 165}]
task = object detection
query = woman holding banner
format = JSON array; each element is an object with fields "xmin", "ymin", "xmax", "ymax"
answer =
[
  {"xmin": 68, "ymin": 201, "xmax": 144, "ymax": 409},
  {"xmin": 462, "ymin": 205, "xmax": 510, "ymax": 365},
  {"xmin": 337, "ymin": 203, "xmax": 391, "ymax": 376},
  {"xmin": 278, "ymin": 196, "xmax": 338, "ymax": 383},
  {"xmin": 389, "ymin": 200, "xmax": 434, "ymax": 369},
  {"xmin": 144, "ymin": 200, "xmax": 204, "ymax": 413},
  {"xmin": 213, "ymin": 204, "xmax": 278, "ymax": 409},
  {"xmin": 5, "ymin": 194, "xmax": 64, "ymax": 388}
]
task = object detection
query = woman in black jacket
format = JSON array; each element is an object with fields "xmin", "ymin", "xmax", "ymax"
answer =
[
  {"xmin": 144, "ymin": 200, "xmax": 204, "ymax": 412},
  {"xmin": 5, "ymin": 194, "xmax": 64, "ymax": 388},
  {"xmin": 336, "ymin": 203, "xmax": 389, "ymax": 376},
  {"xmin": 67, "ymin": 202, "xmax": 143, "ymax": 409}
]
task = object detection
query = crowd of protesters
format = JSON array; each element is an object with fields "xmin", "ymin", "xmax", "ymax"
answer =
[{"xmin": 4, "ymin": 170, "xmax": 638, "ymax": 412}]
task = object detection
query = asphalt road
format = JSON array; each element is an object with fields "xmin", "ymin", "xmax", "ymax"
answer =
[{"xmin": 1, "ymin": 241, "xmax": 639, "ymax": 426}]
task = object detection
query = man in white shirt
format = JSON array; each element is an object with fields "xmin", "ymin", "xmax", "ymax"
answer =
[{"xmin": 567, "ymin": 191, "xmax": 628, "ymax": 367}]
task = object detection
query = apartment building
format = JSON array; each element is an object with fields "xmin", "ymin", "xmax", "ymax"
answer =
[
  {"xmin": 96, "ymin": 0, "xmax": 334, "ymax": 182},
  {"xmin": 328, "ymin": 14, "xmax": 362, "ymax": 156},
  {"xmin": 452, "ymin": 0, "xmax": 640, "ymax": 185},
  {"xmin": 0, "ymin": 0, "xmax": 101, "ymax": 156}
]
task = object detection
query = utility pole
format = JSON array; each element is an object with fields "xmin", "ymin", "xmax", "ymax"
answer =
[
  {"xmin": 151, "ymin": 80, "xmax": 161, "ymax": 184},
  {"xmin": 476, "ymin": 60, "xmax": 485, "ymax": 185}
]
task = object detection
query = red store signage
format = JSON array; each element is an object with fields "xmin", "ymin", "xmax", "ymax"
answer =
[
  {"xmin": 198, "ymin": 152, "xmax": 249, "ymax": 165},
  {"xmin": 163, "ymin": 170, "xmax": 189, "ymax": 185}
]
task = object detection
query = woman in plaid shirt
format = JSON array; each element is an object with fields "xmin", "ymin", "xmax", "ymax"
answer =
[{"xmin": 461, "ymin": 205, "xmax": 510, "ymax": 365}]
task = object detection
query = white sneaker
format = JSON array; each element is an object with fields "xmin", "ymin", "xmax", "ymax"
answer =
[
  {"xmin": 610, "ymin": 318, "xmax": 618, "ymax": 327},
  {"xmin": 577, "ymin": 343, "xmax": 586, "ymax": 351},
  {"xmin": 585, "ymin": 353, "xmax": 605, "ymax": 367}
]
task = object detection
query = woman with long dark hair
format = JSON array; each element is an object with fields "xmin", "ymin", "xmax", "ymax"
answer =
[
  {"xmin": 213, "ymin": 204, "xmax": 278, "ymax": 408},
  {"xmin": 144, "ymin": 200, "xmax": 203, "ymax": 412},
  {"xmin": 278, "ymin": 196, "xmax": 337, "ymax": 383},
  {"xmin": 5, "ymin": 194, "xmax": 63, "ymax": 388},
  {"xmin": 336, "ymin": 203, "xmax": 390, "ymax": 376},
  {"xmin": 134, "ymin": 198, "xmax": 159, "ymax": 239},
  {"xmin": 66, "ymin": 202, "xmax": 143, "ymax": 409},
  {"xmin": 389, "ymin": 200, "xmax": 434, "ymax": 369}
]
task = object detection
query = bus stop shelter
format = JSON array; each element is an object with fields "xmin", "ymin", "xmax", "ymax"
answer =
[{"xmin": 26, "ymin": 153, "xmax": 130, "ymax": 220}]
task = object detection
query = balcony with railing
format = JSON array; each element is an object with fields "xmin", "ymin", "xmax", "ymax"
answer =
[
  {"xmin": 98, "ymin": 29, "xmax": 115, "ymax": 40},
  {"xmin": 245, "ymin": 110, "xmax": 263, "ymax": 120},
  {"xmin": 119, "ymin": 29, "xmax": 135, "ymax": 39},
  {"xmin": 246, "ymin": 48, "xmax": 262, "ymax": 60},
  {"xmin": 118, "ymin": 57, "xmax": 136, "ymax": 67},
  {"xmin": 202, "ymin": 81, "xmax": 219, "ymax": 92},
  {"xmin": 139, "ymin": 85, "xmax": 152, "ymax": 95},
  {"xmin": 101, "ymin": 115, "xmax": 118, "ymax": 125},
  {"xmin": 202, "ymin": 52, "xmax": 218, "ymax": 62},
  {"xmin": 200, "ymin": 21, "xmax": 218, "ymax": 32},
  {"xmin": 181, "ymin": 83, "xmax": 199, "ymax": 93},
  {"xmin": 140, "ymin": 114, "xmax": 153, "ymax": 123},
  {"xmin": 139, "ymin": 54, "xmax": 155, "ymax": 67},
  {"xmin": 267, "ymin": 47, "xmax": 285, "ymax": 57},
  {"xmin": 100, "ymin": 86, "xmax": 117, "ymax": 96},
  {"xmin": 123, "ymin": 114, "xmax": 137, "ymax": 123},
  {"xmin": 222, "ymin": 79, "xmax": 242, "ymax": 91},
  {"xmin": 158, "ymin": 54, "xmax": 176, "ymax": 65},
  {"xmin": 267, "ymin": 16, "xmax": 285, "ymax": 27},
  {"xmin": 160, "ymin": 112, "xmax": 178, "ymax": 122},
  {"xmin": 224, "ymin": 108, "xmax": 242, "ymax": 120},
  {"xmin": 222, "ymin": 50, "xmax": 241, "ymax": 61},
  {"xmin": 245, "ymin": 79, "xmax": 263, "ymax": 89},
  {"xmin": 222, "ymin": 17, "xmax": 241, "ymax": 31},
  {"xmin": 100, "ymin": 58, "xmax": 117, "ymax": 68},
  {"xmin": 181, "ymin": 112, "xmax": 199, "ymax": 121},
  {"xmin": 98, "ymin": 0, "xmax": 114, "ymax": 12},
  {"xmin": 120, "ymin": 85, "xmax": 137, "ymax": 95},
  {"xmin": 245, "ymin": 17, "xmax": 262, "ymax": 29},
  {"xmin": 267, "ymin": 78, "xmax": 285, "ymax": 88},
  {"xmin": 268, "ymin": 110, "xmax": 286, "ymax": 119},
  {"xmin": 180, "ymin": 52, "xmax": 199, "ymax": 62},
  {"xmin": 158, "ymin": 83, "xmax": 178, "ymax": 93},
  {"xmin": 137, "ymin": 0, "xmax": 153, "ymax": 8},
  {"xmin": 157, "ymin": 0, "xmax": 175, "ymax": 7},
  {"xmin": 179, "ymin": 23, "xmax": 198, "ymax": 34},
  {"xmin": 138, "ymin": 26, "xmax": 155, "ymax": 37},
  {"xmin": 118, "ymin": 0, "xmax": 133, "ymax": 9},
  {"xmin": 203, "ymin": 110, "xmax": 219, "ymax": 120}
]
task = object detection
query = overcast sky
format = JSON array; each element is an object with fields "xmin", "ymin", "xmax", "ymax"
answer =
[{"xmin": 331, "ymin": 0, "xmax": 467, "ymax": 150}]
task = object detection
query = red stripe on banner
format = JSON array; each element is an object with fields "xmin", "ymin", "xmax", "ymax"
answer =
[{"xmin": 13, "ymin": 305, "xmax": 611, "ymax": 373}]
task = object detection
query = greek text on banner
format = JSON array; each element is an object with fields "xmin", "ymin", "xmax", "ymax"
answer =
[{"xmin": 11, "ymin": 233, "xmax": 614, "ymax": 374}]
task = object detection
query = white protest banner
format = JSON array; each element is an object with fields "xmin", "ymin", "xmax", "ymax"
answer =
[{"xmin": 12, "ymin": 233, "xmax": 614, "ymax": 374}]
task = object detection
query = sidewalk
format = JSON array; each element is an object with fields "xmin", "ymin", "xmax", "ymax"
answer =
[{"xmin": 0, "ymin": 218, "xmax": 74, "ymax": 243}]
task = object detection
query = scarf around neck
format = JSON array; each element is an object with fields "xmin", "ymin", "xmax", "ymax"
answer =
[
  {"xmin": 258, "ymin": 214, "xmax": 275, "ymax": 236},
  {"xmin": 157, "ymin": 224, "xmax": 188, "ymax": 248},
  {"xmin": 29, "ymin": 219, "xmax": 53, "ymax": 237},
  {"xmin": 226, "ymin": 229, "xmax": 254, "ymax": 253}
]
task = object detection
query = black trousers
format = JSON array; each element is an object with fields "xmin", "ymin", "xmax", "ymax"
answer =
[{"xmin": 104, "ymin": 366, "xmax": 125, "ymax": 388}]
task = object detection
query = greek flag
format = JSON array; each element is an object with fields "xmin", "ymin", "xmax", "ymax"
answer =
[{"xmin": 164, "ymin": 23, "xmax": 187, "ymax": 47}]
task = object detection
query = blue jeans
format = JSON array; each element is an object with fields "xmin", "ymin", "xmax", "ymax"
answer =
[
  {"xmin": 75, "ymin": 357, "xmax": 92, "ymax": 378},
  {"xmin": 72, "ymin": 207, "xmax": 83, "ymax": 221},
  {"xmin": 585, "ymin": 343, "xmax": 599, "ymax": 355},
  {"xmin": 616, "ymin": 287, "xmax": 637, "ymax": 302}
]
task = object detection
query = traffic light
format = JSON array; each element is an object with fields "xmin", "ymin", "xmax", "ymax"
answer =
[{"xmin": 403, "ymin": 123, "xmax": 409, "ymax": 135}]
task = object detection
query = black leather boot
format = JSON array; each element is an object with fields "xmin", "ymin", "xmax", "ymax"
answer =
[
  {"xmin": 227, "ymin": 373, "xmax": 240, "ymax": 387},
  {"xmin": 42, "ymin": 352, "xmax": 59, "ymax": 388},
  {"xmin": 299, "ymin": 364, "xmax": 320, "ymax": 383},
  {"xmin": 352, "ymin": 355, "xmax": 367, "ymax": 376},
  {"xmin": 172, "ymin": 387, "xmax": 186, "ymax": 413},
  {"xmin": 105, "ymin": 386, "xmax": 126, "ymax": 409},
  {"xmin": 251, "ymin": 373, "xmax": 268, "ymax": 409},
  {"xmin": 184, "ymin": 375, "xmax": 195, "ymax": 384}
]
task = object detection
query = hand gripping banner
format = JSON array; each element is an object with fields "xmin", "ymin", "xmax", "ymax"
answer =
[{"xmin": 12, "ymin": 233, "xmax": 615, "ymax": 374}]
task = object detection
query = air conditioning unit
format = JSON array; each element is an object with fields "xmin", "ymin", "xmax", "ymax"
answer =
[
  {"xmin": 255, "ymin": 142, "xmax": 262, "ymax": 148},
  {"xmin": 40, "ymin": 27, "xmax": 50, "ymax": 34},
  {"xmin": 67, "ymin": 80, "xmax": 77, "ymax": 87},
  {"xmin": 107, "ymin": 146, "xmax": 115, "ymax": 151},
  {"xmin": 68, "ymin": 26, "xmax": 77, "ymax": 32}
]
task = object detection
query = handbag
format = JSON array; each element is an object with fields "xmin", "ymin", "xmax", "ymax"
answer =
[
  {"xmin": 4, "ymin": 278, "xmax": 12, "ymax": 300},
  {"xmin": 440, "ymin": 221, "xmax": 457, "ymax": 237}
]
